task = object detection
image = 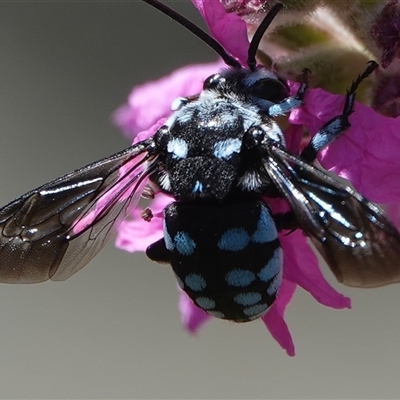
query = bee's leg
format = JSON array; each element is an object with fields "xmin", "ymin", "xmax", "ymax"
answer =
[
  {"xmin": 301, "ymin": 61, "xmax": 378, "ymax": 163},
  {"xmin": 272, "ymin": 211, "xmax": 299, "ymax": 231},
  {"xmin": 267, "ymin": 68, "xmax": 310, "ymax": 117},
  {"xmin": 146, "ymin": 239, "xmax": 171, "ymax": 265}
]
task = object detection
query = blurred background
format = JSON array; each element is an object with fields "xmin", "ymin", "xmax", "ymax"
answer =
[{"xmin": 1, "ymin": 1, "xmax": 400, "ymax": 398}]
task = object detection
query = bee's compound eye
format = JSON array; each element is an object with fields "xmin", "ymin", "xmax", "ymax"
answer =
[
  {"xmin": 203, "ymin": 73, "xmax": 225, "ymax": 90},
  {"xmin": 171, "ymin": 97, "xmax": 188, "ymax": 111},
  {"xmin": 250, "ymin": 78, "xmax": 288, "ymax": 103}
]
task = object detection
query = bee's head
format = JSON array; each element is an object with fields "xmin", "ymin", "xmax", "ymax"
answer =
[{"xmin": 202, "ymin": 67, "xmax": 289, "ymax": 113}]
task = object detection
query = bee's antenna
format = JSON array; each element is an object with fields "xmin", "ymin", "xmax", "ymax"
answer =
[
  {"xmin": 247, "ymin": 3, "xmax": 284, "ymax": 71},
  {"xmin": 142, "ymin": 0, "xmax": 242, "ymax": 69}
]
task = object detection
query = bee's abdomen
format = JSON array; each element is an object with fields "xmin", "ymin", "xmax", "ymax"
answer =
[{"xmin": 164, "ymin": 200, "xmax": 283, "ymax": 322}]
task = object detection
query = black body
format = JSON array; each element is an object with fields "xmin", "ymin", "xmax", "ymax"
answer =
[
  {"xmin": 0, "ymin": 2, "xmax": 400, "ymax": 324},
  {"xmin": 147, "ymin": 201, "xmax": 282, "ymax": 321}
]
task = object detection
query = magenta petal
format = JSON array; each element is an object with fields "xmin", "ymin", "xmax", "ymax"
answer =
[
  {"xmin": 115, "ymin": 194, "xmax": 173, "ymax": 253},
  {"xmin": 283, "ymin": 123, "xmax": 304, "ymax": 155},
  {"xmin": 281, "ymin": 230, "xmax": 351, "ymax": 309},
  {"xmin": 191, "ymin": 0, "xmax": 249, "ymax": 65},
  {"xmin": 132, "ymin": 119, "xmax": 165, "ymax": 144},
  {"xmin": 179, "ymin": 290, "xmax": 211, "ymax": 334},
  {"xmin": 290, "ymin": 86, "xmax": 400, "ymax": 204},
  {"xmin": 113, "ymin": 61, "xmax": 224, "ymax": 139},
  {"xmin": 115, "ymin": 210, "xmax": 163, "ymax": 253},
  {"xmin": 288, "ymin": 83, "xmax": 344, "ymax": 135},
  {"xmin": 320, "ymin": 102, "xmax": 400, "ymax": 204},
  {"xmin": 262, "ymin": 280, "xmax": 296, "ymax": 356},
  {"xmin": 113, "ymin": 104, "xmax": 137, "ymax": 139}
]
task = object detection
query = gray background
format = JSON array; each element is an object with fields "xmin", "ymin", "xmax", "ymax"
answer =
[{"xmin": 1, "ymin": 1, "xmax": 400, "ymax": 398}]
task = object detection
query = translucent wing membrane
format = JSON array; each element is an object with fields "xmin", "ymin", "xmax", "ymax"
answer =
[
  {"xmin": 265, "ymin": 142, "xmax": 400, "ymax": 288},
  {"xmin": 0, "ymin": 140, "xmax": 156, "ymax": 283}
]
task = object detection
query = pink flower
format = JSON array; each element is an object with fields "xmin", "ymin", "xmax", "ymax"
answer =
[
  {"xmin": 113, "ymin": 61, "xmax": 225, "ymax": 140},
  {"xmin": 113, "ymin": 0, "xmax": 400, "ymax": 356}
]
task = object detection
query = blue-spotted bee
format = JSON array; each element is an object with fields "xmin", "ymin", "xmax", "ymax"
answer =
[{"xmin": 1, "ymin": 0, "xmax": 400, "ymax": 323}]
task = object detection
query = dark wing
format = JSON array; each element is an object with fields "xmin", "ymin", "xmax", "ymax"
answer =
[
  {"xmin": 0, "ymin": 139, "xmax": 157, "ymax": 283},
  {"xmin": 264, "ymin": 141, "xmax": 400, "ymax": 288}
]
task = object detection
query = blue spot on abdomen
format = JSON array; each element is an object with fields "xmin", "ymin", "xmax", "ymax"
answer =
[
  {"xmin": 185, "ymin": 273, "xmax": 206, "ymax": 291},
  {"xmin": 258, "ymin": 248, "xmax": 282, "ymax": 282},
  {"xmin": 251, "ymin": 206, "xmax": 277, "ymax": 243},
  {"xmin": 267, "ymin": 270, "xmax": 282, "ymax": 296},
  {"xmin": 163, "ymin": 220, "xmax": 174, "ymax": 251},
  {"xmin": 243, "ymin": 303, "xmax": 269, "ymax": 318},
  {"xmin": 195, "ymin": 297, "xmax": 216, "ymax": 310},
  {"xmin": 225, "ymin": 269, "xmax": 256, "ymax": 287},
  {"xmin": 175, "ymin": 231, "xmax": 196, "ymax": 255},
  {"xmin": 233, "ymin": 292, "xmax": 262, "ymax": 306},
  {"xmin": 218, "ymin": 228, "xmax": 250, "ymax": 251}
]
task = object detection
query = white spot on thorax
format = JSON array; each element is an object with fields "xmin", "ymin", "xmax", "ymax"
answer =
[
  {"xmin": 176, "ymin": 109, "xmax": 195, "ymax": 124},
  {"xmin": 167, "ymin": 138, "xmax": 188, "ymax": 159},
  {"xmin": 192, "ymin": 180, "xmax": 203, "ymax": 193},
  {"xmin": 213, "ymin": 138, "xmax": 242, "ymax": 159},
  {"xmin": 171, "ymin": 97, "xmax": 188, "ymax": 111}
]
